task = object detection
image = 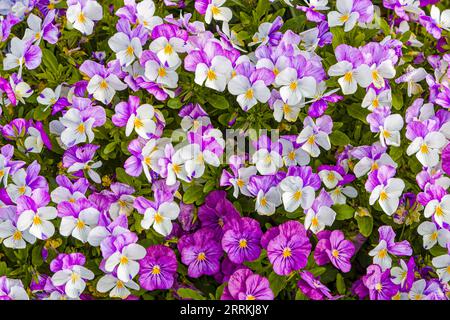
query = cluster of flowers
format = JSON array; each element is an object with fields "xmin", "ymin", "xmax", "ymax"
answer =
[{"xmin": 0, "ymin": 0, "xmax": 450, "ymax": 300}]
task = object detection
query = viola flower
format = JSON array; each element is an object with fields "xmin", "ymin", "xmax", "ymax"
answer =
[
  {"xmin": 264, "ymin": 221, "xmax": 311, "ymax": 276},
  {"xmin": 179, "ymin": 228, "xmax": 223, "ymax": 278},
  {"xmin": 432, "ymin": 251, "xmax": 450, "ymax": 282},
  {"xmin": 369, "ymin": 226, "xmax": 413, "ymax": 270},
  {"xmin": 59, "ymin": 199, "xmax": 100, "ymax": 243},
  {"xmin": 220, "ymin": 155, "xmax": 257, "ymax": 198},
  {"xmin": 315, "ymin": 230, "xmax": 355, "ymax": 273},
  {"xmin": 390, "ymin": 257, "xmax": 415, "ymax": 291},
  {"xmin": 362, "ymin": 88, "xmax": 392, "ymax": 111},
  {"xmin": 194, "ymin": 55, "xmax": 233, "ymax": 92},
  {"xmin": 0, "ymin": 210, "xmax": 36, "ymax": 249},
  {"xmin": 59, "ymin": 108, "xmax": 95, "ymax": 147},
  {"xmin": 221, "ymin": 269, "xmax": 274, "ymax": 300},
  {"xmin": 305, "ymin": 189, "xmax": 336, "ymax": 234},
  {"xmin": 296, "ymin": 115, "xmax": 332, "ymax": 157},
  {"xmin": 247, "ymin": 175, "xmax": 282, "ymax": 216},
  {"xmin": 103, "ymin": 232, "xmax": 147, "ymax": 282},
  {"xmin": 66, "ymin": 0, "xmax": 103, "ymax": 35},
  {"xmin": 50, "ymin": 253, "xmax": 95, "ymax": 299},
  {"xmin": 251, "ymin": 135, "xmax": 283, "ymax": 175},
  {"xmin": 64, "ymin": 144, "xmax": 103, "ymax": 183},
  {"xmin": 297, "ymin": 271, "xmax": 334, "ymax": 300},
  {"xmin": 279, "ymin": 175, "xmax": 315, "ymax": 212},
  {"xmin": 203, "ymin": 0, "xmax": 232, "ymax": 24},
  {"xmin": 80, "ymin": 60, "xmax": 127, "ymax": 104},
  {"xmin": 96, "ymin": 272, "xmax": 139, "ymax": 299},
  {"xmin": 328, "ymin": 59, "xmax": 371, "ymax": 95},
  {"xmin": 279, "ymin": 136, "xmax": 310, "ymax": 167},
  {"xmin": 149, "ymin": 24, "xmax": 186, "ymax": 68},
  {"xmin": 0, "ymin": 277, "xmax": 29, "ymax": 300},
  {"xmin": 248, "ymin": 16, "xmax": 283, "ymax": 47},
  {"xmin": 3, "ymin": 37, "xmax": 42, "ymax": 77},
  {"xmin": 274, "ymin": 68, "xmax": 316, "ymax": 106},
  {"xmin": 228, "ymin": 67, "xmax": 272, "ymax": 111},
  {"xmin": 222, "ymin": 217, "xmax": 262, "ymax": 264},
  {"xmin": 418, "ymin": 221, "xmax": 450, "ymax": 250},
  {"xmin": 197, "ymin": 190, "xmax": 240, "ymax": 236},
  {"xmin": 105, "ymin": 183, "xmax": 136, "ymax": 219},
  {"xmin": 6, "ymin": 161, "xmax": 48, "ymax": 203},
  {"xmin": 327, "ymin": 0, "xmax": 360, "ymax": 32},
  {"xmin": 423, "ymin": 194, "xmax": 450, "ymax": 228},
  {"xmin": 138, "ymin": 195, "xmax": 180, "ymax": 237},
  {"xmin": 406, "ymin": 130, "xmax": 447, "ymax": 168},
  {"xmin": 351, "ymin": 143, "xmax": 397, "ymax": 178},
  {"xmin": 16, "ymin": 189, "xmax": 57, "ymax": 241},
  {"xmin": 135, "ymin": 0, "xmax": 163, "ymax": 31},
  {"xmin": 367, "ymin": 166, "xmax": 405, "ymax": 215},
  {"xmin": 138, "ymin": 245, "xmax": 178, "ymax": 291},
  {"xmin": 23, "ymin": 11, "xmax": 58, "ymax": 44},
  {"xmin": 87, "ymin": 213, "xmax": 129, "ymax": 247},
  {"xmin": 363, "ymin": 264, "xmax": 398, "ymax": 300},
  {"xmin": 296, "ymin": 0, "xmax": 329, "ymax": 23}
]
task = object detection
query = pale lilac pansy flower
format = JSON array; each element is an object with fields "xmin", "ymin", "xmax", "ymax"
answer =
[{"xmin": 66, "ymin": 0, "xmax": 103, "ymax": 35}]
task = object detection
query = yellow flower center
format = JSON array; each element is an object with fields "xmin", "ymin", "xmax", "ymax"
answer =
[
  {"xmin": 311, "ymin": 216, "xmax": 319, "ymax": 227},
  {"xmin": 289, "ymin": 81, "xmax": 298, "ymax": 91},
  {"xmin": 236, "ymin": 179, "xmax": 245, "ymax": 188},
  {"xmin": 33, "ymin": 215, "xmax": 42, "ymax": 225},
  {"xmin": 283, "ymin": 104, "xmax": 291, "ymax": 114},
  {"xmin": 339, "ymin": 14, "xmax": 349, "ymax": 22},
  {"xmin": 116, "ymin": 280, "xmax": 124, "ymax": 288},
  {"xmin": 239, "ymin": 239, "xmax": 247, "ymax": 248},
  {"xmin": 164, "ymin": 44, "xmax": 173, "ymax": 55},
  {"xmin": 76, "ymin": 219, "xmax": 85, "ymax": 230},
  {"xmin": 260, "ymin": 197, "xmax": 267, "ymax": 207},
  {"xmin": 344, "ymin": 71, "xmax": 353, "ymax": 82},
  {"xmin": 373, "ymin": 98, "xmax": 379, "ymax": 108},
  {"xmin": 244, "ymin": 89, "xmax": 254, "ymax": 100},
  {"xmin": 197, "ymin": 252, "xmax": 206, "ymax": 261},
  {"xmin": 126, "ymin": 45, "xmax": 134, "ymax": 56},
  {"xmin": 420, "ymin": 144, "xmax": 429, "ymax": 154},
  {"xmin": 157, "ymin": 67, "xmax": 166, "ymax": 77},
  {"xmin": 77, "ymin": 12, "xmax": 86, "ymax": 23},
  {"xmin": 13, "ymin": 230, "xmax": 22, "ymax": 241},
  {"xmin": 377, "ymin": 248, "xmax": 387, "ymax": 259},
  {"xmin": 154, "ymin": 212, "xmax": 163, "ymax": 224},
  {"xmin": 207, "ymin": 69, "xmax": 217, "ymax": 81},
  {"xmin": 375, "ymin": 283, "xmax": 383, "ymax": 292},
  {"xmin": 151, "ymin": 265, "xmax": 161, "ymax": 275},
  {"xmin": 379, "ymin": 190, "xmax": 389, "ymax": 201},
  {"xmin": 436, "ymin": 206, "xmax": 443, "ymax": 217},
  {"xmin": 307, "ymin": 135, "xmax": 315, "ymax": 145},
  {"xmin": 282, "ymin": 247, "xmax": 292, "ymax": 258},
  {"xmin": 18, "ymin": 186, "xmax": 27, "ymax": 195},
  {"xmin": 120, "ymin": 256, "xmax": 129, "ymax": 265},
  {"xmin": 70, "ymin": 273, "xmax": 80, "ymax": 283},
  {"xmin": 211, "ymin": 6, "xmax": 221, "ymax": 15},
  {"xmin": 332, "ymin": 249, "xmax": 339, "ymax": 258},
  {"xmin": 134, "ymin": 117, "xmax": 143, "ymax": 129},
  {"xmin": 246, "ymin": 295, "xmax": 256, "ymax": 300},
  {"xmin": 99, "ymin": 80, "xmax": 108, "ymax": 89},
  {"xmin": 293, "ymin": 190, "xmax": 302, "ymax": 201}
]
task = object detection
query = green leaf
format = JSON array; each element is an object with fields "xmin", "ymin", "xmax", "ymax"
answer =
[
  {"xmin": 330, "ymin": 131, "xmax": 351, "ymax": 146},
  {"xmin": 167, "ymin": 98, "xmax": 182, "ymax": 109},
  {"xmin": 183, "ymin": 185, "xmax": 204, "ymax": 204},
  {"xmin": 355, "ymin": 215, "xmax": 373, "ymax": 237},
  {"xmin": 392, "ymin": 91, "xmax": 403, "ymax": 110},
  {"xmin": 333, "ymin": 204, "xmax": 355, "ymax": 220},
  {"xmin": 32, "ymin": 245, "xmax": 43, "ymax": 267},
  {"xmin": 103, "ymin": 142, "xmax": 117, "ymax": 155},
  {"xmin": 41, "ymin": 48, "xmax": 59, "ymax": 74},
  {"xmin": 268, "ymin": 272, "xmax": 288, "ymax": 297},
  {"xmin": 336, "ymin": 273, "xmax": 346, "ymax": 295},
  {"xmin": 177, "ymin": 288, "xmax": 206, "ymax": 300},
  {"xmin": 429, "ymin": 245, "xmax": 448, "ymax": 257},
  {"xmin": 347, "ymin": 104, "xmax": 369, "ymax": 124},
  {"xmin": 206, "ymin": 94, "xmax": 229, "ymax": 110}
]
